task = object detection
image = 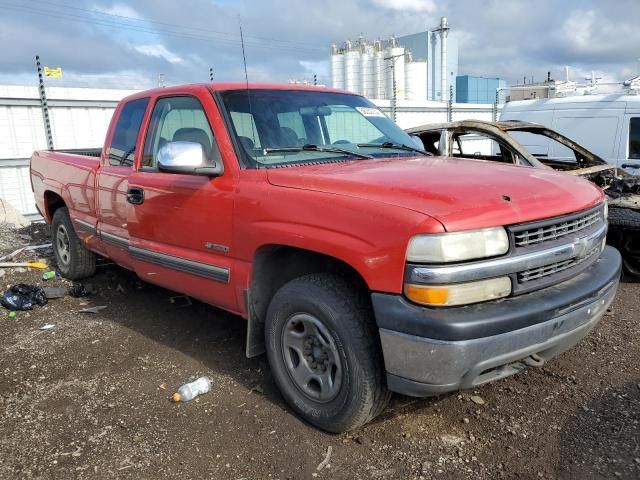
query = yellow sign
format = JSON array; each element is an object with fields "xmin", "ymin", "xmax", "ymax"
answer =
[{"xmin": 44, "ymin": 67, "xmax": 62, "ymax": 78}]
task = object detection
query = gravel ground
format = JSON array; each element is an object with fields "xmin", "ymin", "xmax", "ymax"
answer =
[{"xmin": 0, "ymin": 223, "xmax": 639, "ymax": 479}]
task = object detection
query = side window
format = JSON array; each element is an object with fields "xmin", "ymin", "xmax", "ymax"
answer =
[
  {"xmin": 629, "ymin": 117, "xmax": 640, "ymax": 159},
  {"xmin": 108, "ymin": 98, "xmax": 149, "ymax": 166},
  {"xmin": 142, "ymin": 96, "xmax": 220, "ymax": 169}
]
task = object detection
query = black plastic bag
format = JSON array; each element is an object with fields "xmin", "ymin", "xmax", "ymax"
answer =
[{"xmin": 1, "ymin": 284, "xmax": 48, "ymax": 311}]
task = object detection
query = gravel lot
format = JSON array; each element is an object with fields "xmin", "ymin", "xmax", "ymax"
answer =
[{"xmin": 1, "ymin": 223, "xmax": 639, "ymax": 479}]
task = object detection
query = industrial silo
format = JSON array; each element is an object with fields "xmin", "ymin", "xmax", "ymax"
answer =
[
  {"xmin": 374, "ymin": 40, "xmax": 386, "ymax": 99},
  {"xmin": 405, "ymin": 56, "xmax": 428, "ymax": 101},
  {"xmin": 344, "ymin": 40, "xmax": 361, "ymax": 94},
  {"xmin": 330, "ymin": 44, "xmax": 345, "ymax": 90}
]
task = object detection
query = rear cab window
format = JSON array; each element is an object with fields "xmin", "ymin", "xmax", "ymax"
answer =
[{"xmin": 107, "ymin": 98, "xmax": 149, "ymax": 166}]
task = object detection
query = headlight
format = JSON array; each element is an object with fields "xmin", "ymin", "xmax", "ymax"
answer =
[
  {"xmin": 407, "ymin": 227, "xmax": 509, "ymax": 263},
  {"xmin": 404, "ymin": 277, "xmax": 512, "ymax": 307}
]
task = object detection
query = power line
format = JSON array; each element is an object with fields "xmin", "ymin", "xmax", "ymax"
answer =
[
  {"xmin": 28, "ymin": 0, "xmax": 325, "ymax": 50},
  {"xmin": 0, "ymin": 1, "xmax": 325, "ymax": 54}
]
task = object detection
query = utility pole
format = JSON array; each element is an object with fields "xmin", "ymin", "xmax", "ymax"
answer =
[
  {"xmin": 209, "ymin": 68, "xmax": 214, "ymax": 81},
  {"xmin": 35, "ymin": 55, "xmax": 54, "ymax": 150},
  {"xmin": 384, "ymin": 53, "xmax": 404, "ymax": 122},
  {"xmin": 493, "ymin": 89, "xmax": 500, "ymax": 122},
  {"xmin": 157, "ymin": 73, "xmax": 165, "ymax": 87},
  {"xmin": 313, "ymin": 74, "xmax": 317, "ymax": 86},
  {"xmin": 447, "ymin": 84, "xmax": 453, "ymax": 122}
]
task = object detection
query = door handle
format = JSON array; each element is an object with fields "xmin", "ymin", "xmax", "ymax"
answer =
[
  {"xmin": 126, "ymin": 187, "xmax": 145, "ymax": 205},
  {"xmin": 621, "ymin": 163, "xmax": 640, "ymax": 169}
]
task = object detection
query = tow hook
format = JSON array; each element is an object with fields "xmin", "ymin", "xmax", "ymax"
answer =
[{"xmin": 523, "ymin": 353, "xmax": 545, "ymax": 368}]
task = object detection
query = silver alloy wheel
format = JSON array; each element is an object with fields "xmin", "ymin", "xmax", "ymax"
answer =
[
  {"xmin": 56, "ymin": 224, "xmax": 71, "ymax": 265},
  {"xmin": 281, "ymin": 313, "xmax": 343, "ymax": 403}
]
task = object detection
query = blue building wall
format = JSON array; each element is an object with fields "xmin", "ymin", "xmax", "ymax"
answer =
[{"xmin": 456, "ymin": 75, "xmax": 505, "ymax": 104}]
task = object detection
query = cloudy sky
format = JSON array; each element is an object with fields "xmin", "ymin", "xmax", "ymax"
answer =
[{"xmin": 0, "ymin": 0, "xmax": 638, "ymax": 90}]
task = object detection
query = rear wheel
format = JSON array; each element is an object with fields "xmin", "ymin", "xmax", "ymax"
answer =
[
  {"xmin": 51, "ymin": 207, "xmax": 96, "ymax": 280},
  {"xmin": 265, "ymin": 273, "xmax": 391, "ymax": 432},
  {"xmin": 607, "ymin": 207, "xmax": 640, "ymax": 280}
]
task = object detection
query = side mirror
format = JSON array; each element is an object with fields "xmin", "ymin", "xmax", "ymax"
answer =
[{"xmin": 157, "ymin": 141, "xmax": 223, "ymax": 176}]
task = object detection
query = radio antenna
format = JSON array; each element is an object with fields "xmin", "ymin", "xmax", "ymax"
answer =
[
  {"xmin": 238, "ymin": 16, "xmax": 257, "ymax": 162},
  {"xmin": 239, "ymin": 18, "xmax": 250, "ymax": 89}
]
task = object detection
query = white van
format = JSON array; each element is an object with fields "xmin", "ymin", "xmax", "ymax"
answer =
[{"xmin": 500, "ymin": 94, "xmax": 640, "ymax": 175}]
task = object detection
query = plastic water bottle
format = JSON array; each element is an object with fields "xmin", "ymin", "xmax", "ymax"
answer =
[{"xmin": 170, "ymin": 377, "xmax": 212, "ymax": 402}]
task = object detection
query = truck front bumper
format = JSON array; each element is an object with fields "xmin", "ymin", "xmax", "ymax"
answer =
[{"xmin": 372, "ymin": 246, "xmax": 621, "ymax": 397}]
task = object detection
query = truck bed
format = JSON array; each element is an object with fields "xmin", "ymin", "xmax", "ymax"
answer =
[{"xmin": 30, "ymin": 149, "xmax": 101, "ymax": 220}]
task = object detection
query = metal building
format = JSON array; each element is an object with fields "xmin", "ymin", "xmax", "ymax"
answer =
[
  {"xmin": 456, "ymin": 75, "xmax": 507, "ymax": 104},
  {"xmin": 330, "ymin": 18, "xmax": 459, "ymax": 102}
]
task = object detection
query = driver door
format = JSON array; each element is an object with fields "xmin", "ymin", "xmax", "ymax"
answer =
[{"xmin": 126, "ymin": 92, "xmax": 238, "ymax": 312}]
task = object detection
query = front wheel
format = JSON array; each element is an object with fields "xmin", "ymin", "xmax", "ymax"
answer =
[
  {"xmin": 51, "ymin": 207, "xmax": 96, "ymax": 280},
  {"xmin": 265, "ymin": 273, "xmax": 390, "ymax": 432}
]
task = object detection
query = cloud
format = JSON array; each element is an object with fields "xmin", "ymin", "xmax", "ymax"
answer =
[
  {"xmin": 134, "ymin": 44, "xmax": 184, "ymax": 64},
  {"xmin": 0, "ymin": 0, "xmax": 638, "ymax": 91},
  {"xmin": 371, "ymin": 0, "xmax": 437, "ymax": 13}
]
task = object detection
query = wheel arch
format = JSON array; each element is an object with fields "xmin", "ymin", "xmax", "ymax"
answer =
[
  {"xmin": 43, "ymin": 190, "xmax": 66, "ymax": 223},
  {"xmin": 245, "ymin": 244, "xmax": 370, "ymax": 358}
]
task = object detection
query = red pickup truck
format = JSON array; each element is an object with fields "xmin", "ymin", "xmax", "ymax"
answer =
[{"xmin": 31, "ymin": 83, "xmax": 621, "ymax": 432}]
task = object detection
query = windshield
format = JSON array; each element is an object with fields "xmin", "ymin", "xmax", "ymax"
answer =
[{"xmin": 219, "ymin": 89, "xmax": 423, "ymax": 168}]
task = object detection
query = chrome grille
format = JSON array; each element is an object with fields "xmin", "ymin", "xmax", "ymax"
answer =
[
  {"xmin": 514, "ymin": 210, "xmax": 601, "ymax": 248},
  {"xmin": 517, "ymin": 245, "xmax": 600, "ymax": 283}
]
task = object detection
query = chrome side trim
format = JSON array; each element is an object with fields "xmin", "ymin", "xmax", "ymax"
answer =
[
  {"xmin": 100, "ymin": 230, "xmax": 130, "ymax": 250},
  {"xmin": 129, "ymin": 246, "xmax": 230, "ymax": 283},
  {"xmin": 74, "ymin": 219, "xmax": 96, "ymax": 234},
  {"xmin": 408, "ymin": 223, "xmax": 607, "ymax": 285}
]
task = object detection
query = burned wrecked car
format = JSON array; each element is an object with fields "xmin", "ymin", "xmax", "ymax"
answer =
[{"xmin": 407, "ymin": 120, "xmax": 640, "ymax": 277}]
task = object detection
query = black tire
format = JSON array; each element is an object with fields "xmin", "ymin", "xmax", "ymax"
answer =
[
  {"xmin": 265, "ymin": 273, "xmax": 391, "ymax": 433},
  {"xmin": 607, "ymin": 207, "xmax": 640, "ymax": 280},
  {"xmin": 51, "ymin": 207, "xmax": 96, "ymax": 280}
]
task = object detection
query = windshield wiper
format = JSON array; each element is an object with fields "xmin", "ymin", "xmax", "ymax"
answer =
[
  {"xmin": 262, "ymin": 144, "xmax": 373, "ymax": 160},
  {"xmin": 357, "ymin": 142, "xmax": 430, "ymax": 156}
]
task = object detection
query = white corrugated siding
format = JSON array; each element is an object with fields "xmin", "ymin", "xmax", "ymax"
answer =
[{"xmin": 0, "ymin": 85, "xmax": 137, "ymax": 217}]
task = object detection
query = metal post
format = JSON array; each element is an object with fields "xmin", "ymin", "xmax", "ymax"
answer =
[
  {"xmin": 209, "ymin": 68, "xmax": 214, "ymax": 81},
  {"xmin": 35, "ymin": 56, "xmax": 54, "ymax": 150},
  {"xmin": 447, "ymin": 85, "xmax": 453, "ymax": 122},
  {"xmin": 493, "ymin": 89, "xmax": 499, "ymax": 122},
  {"xmin": 391, "ymin": 63, "xmax": 397, "ymax": 122}
]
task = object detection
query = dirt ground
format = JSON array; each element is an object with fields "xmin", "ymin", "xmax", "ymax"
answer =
[{"xmin": 1, "ymin": 223, "xmax": 639, "ymax": 480}]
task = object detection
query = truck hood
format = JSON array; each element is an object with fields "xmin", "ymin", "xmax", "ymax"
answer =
[{"xmin": 266, "ymin": 156, "xmax": 604, "ymax": 232}]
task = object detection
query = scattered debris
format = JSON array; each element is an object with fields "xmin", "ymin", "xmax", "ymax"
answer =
[
  {"xmin": 0, "ymin": 261, "xmax": 48, "ymax": 269},
  {"xmin": 159, "ymin": 383, "xmax": 167, "ymax": 390},
  {"xmin": 470, "ymin": 395, "xmax": 486, "ymax": 405},
  {"xmin": 78, "ymin": 306, "xmax": 107, "ymax": 314},
  {"xmin": 1, "ymin": 284, "xmax": 48, "ymax": 311},
  {"xmin": 169, "ymin": 295, "xmax": 192, "ymax": 308},
  {"xmin": 250, "ymin": 385, "xmax": 264, "ymax": 394},
  {"xmin": 170, "ymin": 377, "xmax": 212, "ymax": 402},
  {"xmin": 316, "ymin": 446, "xmax": 333, "ymax": 471},
  {"xmin": 42, "ymin": 271, "xmax": 56, "ymax": 280},
  {"xmin": 440, "ymin": 434, "xmax": 465, "ymax": 446},
  {"xmin": 115, "ymin": 283, "xmax": 126, "ymax": 294},
  {"xmin": 39, "ymin": 324, "xmax": 55, "ymax": 330},
  {"xmin": 43, "ymin": 287, "xmax": 68, "ymax": 299},
  {"xmin": 8, "ymin": 311, "xmax": 16, "ymax": 319},
  {"xmin": 0, "ymin": 243, "xmax": 52, "ymax": 262},
  {"xmin": 69, "ymin": 283, "xmax": 95, "ymax": 298}
]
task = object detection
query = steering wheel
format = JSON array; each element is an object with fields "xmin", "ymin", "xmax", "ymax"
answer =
[{"xmin": 332, "ymin": 140, "xmax": 351, "ymax": 145}]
